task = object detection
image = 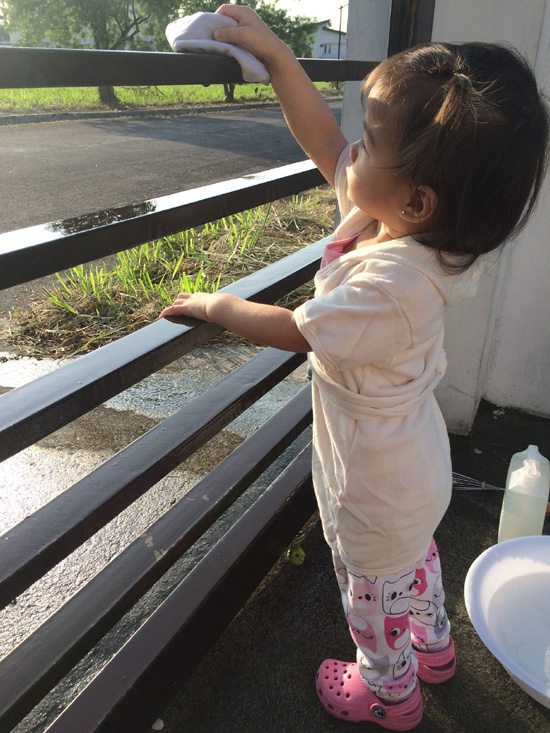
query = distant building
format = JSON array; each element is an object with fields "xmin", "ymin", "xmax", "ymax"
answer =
[{"xmin": 311, "ymin": 19, "xmax": 346, "ymax": 60}]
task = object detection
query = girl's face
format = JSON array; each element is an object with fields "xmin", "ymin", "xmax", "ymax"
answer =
[{"xmin": 347, "ymin": 85, "xmax": 413, "ymax": 235}]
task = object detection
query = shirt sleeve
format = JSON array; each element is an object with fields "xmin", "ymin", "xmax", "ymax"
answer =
[{"xmin": 294, "ymin": 272, "xmax": 412, "ymax": 372}]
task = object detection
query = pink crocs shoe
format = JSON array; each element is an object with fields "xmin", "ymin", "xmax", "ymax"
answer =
[
  {"xmin": 415, "ymin": 637, "xmax": 456, "ymax": 683},
  {"xmin": 316, "ymin": 659, "xmax": 423, "ymax": 730}
]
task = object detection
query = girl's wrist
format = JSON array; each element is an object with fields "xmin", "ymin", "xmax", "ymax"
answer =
[{"xmin": 264, "ymin": 44, "xmax": 300, "ymax": 76}]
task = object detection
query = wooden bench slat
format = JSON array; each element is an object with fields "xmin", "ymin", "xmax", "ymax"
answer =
[
  {"xmin": 0, "ymin": 387, "xmax": 311, "ymax": 732},
  {"xmin": 45, "ymin": 443, "xmax": 315, "ymax": 733},
  {"xmin": 0, "ymin": 162, "xmax": 325, "ymax": 290},
  {"xmin": 0, "ymin": 237, "xmax": 325, "ymax": 462},
  {"xmin": 0, "ymin": 348, "xmax": 306, "ymax": 608}
]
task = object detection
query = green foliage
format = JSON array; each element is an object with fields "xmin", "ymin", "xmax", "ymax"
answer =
[
  {"xmin": 4, "ymin": 0, "xmax": 317, "ymax": 55},
  {"xmin": 3, "ymin": 0, "xmax": 180, "ymax": 51},
  {"xmin": 237, "ymin": 1, "xmax": 317, "ymax": 58},
  {"xmin": 168, "ymin": 0, "xmax": 318, "ymax": 57}
]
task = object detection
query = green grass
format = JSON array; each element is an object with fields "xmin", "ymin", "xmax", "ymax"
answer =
[
  {"xmin": 11, "ymin": 189, "xmax": 335, "ymax": 357},
  {"xmin": 0, "ymin": 82, "xmax": 337, "ymax": 113}
]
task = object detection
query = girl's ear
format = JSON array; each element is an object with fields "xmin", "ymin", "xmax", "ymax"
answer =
[{"xmin": 401, "ymin": 185, "xmax": 437, "ymax": 224}]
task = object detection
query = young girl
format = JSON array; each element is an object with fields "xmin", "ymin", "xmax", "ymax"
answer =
[{"xmin": 160, "ymin": 5, "xmax": 549, "ymax": 730}]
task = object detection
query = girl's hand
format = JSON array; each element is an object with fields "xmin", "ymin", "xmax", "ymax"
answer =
[
  {"xmin": 159, "ymin": 291, "xmax": 310, "ymax": 353},
  {"xmin": 159, "ymin": 292, "xmax": 214, "ymax": 322},
  {"xmin": 214, "ymin": 4, "xmax": 293, "ymax": 69}
]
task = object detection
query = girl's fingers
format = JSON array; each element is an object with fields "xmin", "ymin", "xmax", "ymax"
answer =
[
  {"xmin": 215, "ymin": 4, "xmax": 253, "ymax": 22},
  {"xmin": 160, "ymin": 292, "xmax": 208, "ymax": 320},
  {"xmin": 159, "ymin": 295, "xmax": 188, "ymax": 318}
]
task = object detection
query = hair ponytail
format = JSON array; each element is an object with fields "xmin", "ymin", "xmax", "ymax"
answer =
[{"xmin": 435, "ymin": 72, "xmax": 474, "ymax": 129}]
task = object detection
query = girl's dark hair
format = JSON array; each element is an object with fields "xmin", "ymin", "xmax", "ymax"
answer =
[{"xmin": 364, "ymin": 42, "xmax": 550, "ymax": 272}]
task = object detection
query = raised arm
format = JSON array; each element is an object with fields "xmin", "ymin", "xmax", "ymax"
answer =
[{"xmin": 214, "ymin": 4, "xmax": 347, "ymax": 187}]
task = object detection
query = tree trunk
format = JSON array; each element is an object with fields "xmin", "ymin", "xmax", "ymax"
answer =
[
  {"xmin": 223, "ymin": 84, "xmax": 235, "ymax": 103},
  {"xmin": 98, "ymin": 85, "xmax": 119, "ymax": 107}
]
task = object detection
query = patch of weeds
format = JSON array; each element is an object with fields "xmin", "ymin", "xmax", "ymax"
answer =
[{"xmin": 10, "ymin": 189, "xmax": 335, "ymax": 357}]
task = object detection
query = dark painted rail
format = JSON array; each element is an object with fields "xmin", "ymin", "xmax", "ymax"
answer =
[
  {"xmin": 0, "ymin": 379, "xmax": 312, "ymax": 732},
  {"xmin": 0, "ymin": 234, "xmax": 327, "ymax": 463},
  {"xmin": 0, "ymin": 348, "xmax": 307, "ymax": 608},
  {"xmin": 0, "ymin": 2, "xmax": 434, "ymax": 728},
  {"xmin": 0, "ymin": 161, "xmax": 325, "ymax": 291},
  {"xmin": 0, "ymin": 46, "xmax": 375, "ymax": 88},
  {"xmin": 48, "ymin": 443, "xmax": 316, "ymax": 733},
  {"xmin": 0, "ymin": 47, "xmax": 338, "ymax": 733}
]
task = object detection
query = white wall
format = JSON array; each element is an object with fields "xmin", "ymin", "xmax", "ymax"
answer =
[
  {"xmin": 343, "ymin": 0, "xmax": 550, "ymax": 432},
  {"xmin": 433, "ymin": 0, "xmax": 550, "ymax": 424}
]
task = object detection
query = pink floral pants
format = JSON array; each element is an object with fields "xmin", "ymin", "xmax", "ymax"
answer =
[{"xmin": 332, "ymin": 538, "xmax": 450, "ymax": 701}]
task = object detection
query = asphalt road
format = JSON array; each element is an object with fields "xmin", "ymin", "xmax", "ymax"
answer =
[{"xmin": 0, "ymin": 103, "xmax": 341, "ymax": 234}]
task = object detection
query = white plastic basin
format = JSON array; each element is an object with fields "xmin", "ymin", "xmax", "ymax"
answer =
[{"xmin": 464, "ymin": 535, "xmax": 550, "ymax": 708}]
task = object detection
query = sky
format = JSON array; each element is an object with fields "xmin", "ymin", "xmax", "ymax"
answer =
[{"xmin": 276, "ymin": 0, "xmax": 349, "ymax": 31}]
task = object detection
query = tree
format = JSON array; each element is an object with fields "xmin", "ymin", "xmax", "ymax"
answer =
[
  {"xmin": 239, "ymin": 1, "xmax": 317, "ymax": 59},
  {"xmin": 3, "ymin": 0, "xmax": 181, "ymax": 105},
  {"xmin": 178, "ymin": 1, "xmax": 317, "ymax": 57}
]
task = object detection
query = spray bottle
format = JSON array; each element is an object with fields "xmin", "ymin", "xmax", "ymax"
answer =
[{"xmin": 497, "ymin": 445, "xmax": 550, "ymax": 543}]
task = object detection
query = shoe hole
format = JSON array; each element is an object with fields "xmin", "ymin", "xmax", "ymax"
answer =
[
  {"xmin": 324, "ymin": 675, "xmax": 329, "ymax": 680},
  {"xmin": 336, "ymin": 692, "xmax": 341, "ymax": 697},
  {"xmin": 346, "ymin": 693, "xmax": 350, "ymax": 699},
  {"xmin": 347, "ymin": 674, "xmax": 352, "ymax": 679},
  {"xmin": 342, "ymin": 711, "xmax": 349, "ymax": 716},
  {"xmin": 340, "ymin": 682, "xmax": 344, "ymax": 686},
  {"xmin": 329, "ymin": 686, "xmax": 333, "ymax": 690}
]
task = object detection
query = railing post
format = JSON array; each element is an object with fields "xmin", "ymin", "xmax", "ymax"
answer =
[
  {"xmin": 340, "ymin": 0, "xmax": 436, "ymax": 143},
  {"xmin": 340, "ymin": 0, "xmax": 392, "ymax": 143},
  {"xmin": 387, "ymin": 0, "xmax": 436, "ymax": 56}
]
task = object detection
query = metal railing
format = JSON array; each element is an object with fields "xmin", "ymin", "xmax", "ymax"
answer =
[{"xmin": 0, "ymin": 49, "xmax": 368, "ymax": 733}]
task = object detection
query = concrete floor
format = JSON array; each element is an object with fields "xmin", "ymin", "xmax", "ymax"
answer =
[{"xmin": 154, "ymin": 400, "xmax": 550, "ymax": 733}]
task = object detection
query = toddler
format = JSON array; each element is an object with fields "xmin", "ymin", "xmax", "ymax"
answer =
[{"xmin": 160, "ymin": 5, "xmax": 549, "ymax": 729}]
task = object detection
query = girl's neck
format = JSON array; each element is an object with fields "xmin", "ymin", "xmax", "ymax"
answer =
[{"xmin": 355, "ymin": 220, "xmax": 411, "ymax": 249}]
